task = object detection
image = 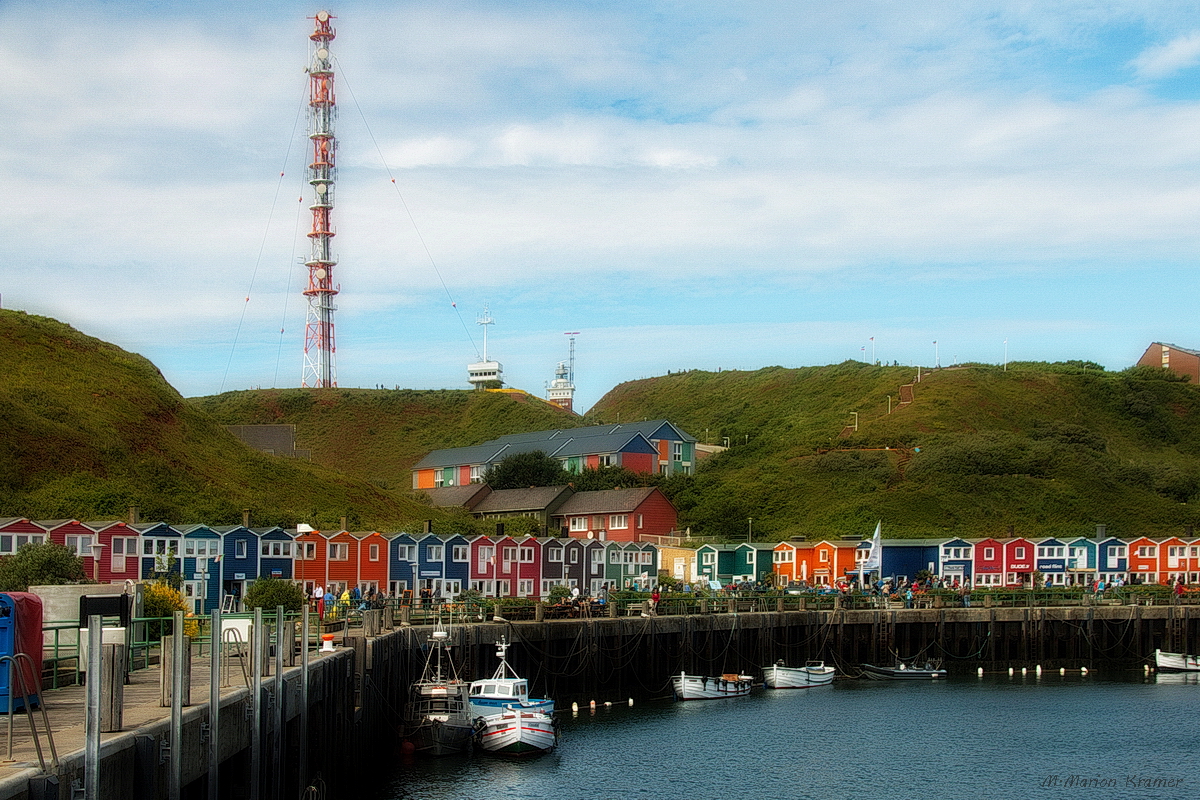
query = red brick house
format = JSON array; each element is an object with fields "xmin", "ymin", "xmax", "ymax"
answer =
[
  {"xmin": 552, "ymin": 487, "xmax": 677, "ymax": 543},
  {"xmin": 1137, "ymin": 342, "xmax": 1200, "ymax": 383}
]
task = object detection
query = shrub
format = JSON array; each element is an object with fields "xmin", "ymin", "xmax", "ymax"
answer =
[
  {"xmin": 242, "ymin": 577, "xmax": 306, "ymax": 612},
  {"xmin": 0, "ymin": 542, "xmax": 86, "ymax": 592}
]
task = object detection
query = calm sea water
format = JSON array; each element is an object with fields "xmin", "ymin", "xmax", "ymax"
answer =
[{"xmin": 371, "ymin": 673, "xmax": 1198, "ymax": 800}]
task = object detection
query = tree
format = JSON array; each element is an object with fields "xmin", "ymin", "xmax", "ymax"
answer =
[
  {"xmin": 0, "ymin": 542, "xmax": 86, "ymax": 592},
  {"xmin": 243, "ymin": 577, "xmax": 307, "ymax": 612},
  {"xmin": 483, "ymin": 451, "xmax": 570, "ymax": 489}
]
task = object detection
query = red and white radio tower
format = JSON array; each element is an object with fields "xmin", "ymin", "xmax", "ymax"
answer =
[{"xmin": 302, "ymin": 10, "xmax": 339, "ymax": 388}]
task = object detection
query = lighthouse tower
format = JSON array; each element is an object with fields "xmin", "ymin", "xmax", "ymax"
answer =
[
  {"xmin": 547, "ymin": 332, "xmax": 578, "ymax": 412},
  {"xmin": 301, "ymin": 10, "xmax": 339, "ymax": 388}
]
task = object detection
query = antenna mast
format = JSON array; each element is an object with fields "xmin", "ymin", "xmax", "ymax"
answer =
[{"xmin": 302, "ymin": 10, "xmax": 339, "ymax": 388}]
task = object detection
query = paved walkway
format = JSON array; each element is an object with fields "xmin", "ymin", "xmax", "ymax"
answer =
[{"xmin": 0, "ymin": 643, "xmax": 336, "ymax": 790}]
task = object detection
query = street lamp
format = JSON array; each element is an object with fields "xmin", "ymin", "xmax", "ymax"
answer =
[
  {"xmin": 850, "ymin": 412, "xmax": 859, "ymax": 432},
  {"xmin": 748, "ymin": 518, "xmax": 753, "ymax": 542},
  {"xmin": 89, "ymin": 542, "xmax": 105, "ymax": 583}
]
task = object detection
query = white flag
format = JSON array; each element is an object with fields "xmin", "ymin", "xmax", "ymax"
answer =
[{"xmin": 862, "ymin": 521, "xmax": 882, "ymax": 571}]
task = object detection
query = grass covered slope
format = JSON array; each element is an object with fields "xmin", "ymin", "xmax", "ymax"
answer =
[
  {"xmin": 590, "ymin": 362, "xmax": 1200, "ymax": 540},
  {"xmin": 191, "ymin": 388, "xmax": 580, "ymax": 490},
  {"xmin": 0, "ymin": 310, "xmax": 432, "ymax": 528}
]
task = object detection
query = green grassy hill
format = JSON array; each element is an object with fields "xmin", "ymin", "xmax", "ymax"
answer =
[
  {"xmin": 0, "ymin": 310, "xmax": 462, "ymax": 529},
  {"xmin": 589, "ymin": 362, "xmax": 1200, "ymax": 540},
  {"xmin": 190, "ymin": 387, "xmax": 579, "ymax": 490}
]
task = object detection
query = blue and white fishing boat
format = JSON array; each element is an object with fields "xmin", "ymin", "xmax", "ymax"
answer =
[{"xmin": 468, "ymin": 638, "xmax": 555, "ymax": 716}]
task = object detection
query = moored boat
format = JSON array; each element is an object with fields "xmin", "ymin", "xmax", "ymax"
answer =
[
  {"xmin": 763, "ymin": 660, "xmax": 836, "ymax": 688},
  {"xmin": 403, "ymin": 623, "xmax": 475, "ymax": 756},
  {"xmin": 860, "ymin": 661, "xmax": 947, "ymax": 680},
  {"xmin": 468, "ymin": 638, "xmax": 555, "ymax": 717},
  {"xmin": 672, "ymin": 671, "xmax": 754, "ymax": 700},
  {"xmin": 474, "ymin": 707, "xmax": 557, "ymax": 756},
  {"xmin": 1155, "ymin": 649, "xmax": 1200, "ymax": 673}
]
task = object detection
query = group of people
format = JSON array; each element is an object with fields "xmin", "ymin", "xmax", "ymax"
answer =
[{"xmin": 309, "ymin": 584, "xmax": 387, "ymax": 620}]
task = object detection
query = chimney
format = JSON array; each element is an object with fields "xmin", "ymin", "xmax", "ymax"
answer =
[
  {"xmin": 1187, "ymin": 525, "xmax": 1195, "ymax": 537},
  {"xmin": 340, "ymin": 516, "xmax": 348, "ymax": 532},
  {"xmin": 1095, "ymin": 523, "xmax": 1106, "ymax": 540},
  {"xmin": 1006, "ymin": 525, "xmax": 1014, "ymax": 536},
  {"xmin": 495, "ymin": 522, "xmax": 505, "ymax": 537},
  {"xmin": 423, "ymin": 519, "xmax": 433, "ymax": 535},
  {"xmin": 242, "ymin": 509, "xmax": 251, "ymax": 528},
  {"xmin": 128, "ymin": 505, "xmax": 140, "ymax": 525}
]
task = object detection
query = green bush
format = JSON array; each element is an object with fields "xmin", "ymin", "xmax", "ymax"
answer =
[{"xmin": 242, "ymin": 577, "xmax": 306, "ymax": 612}]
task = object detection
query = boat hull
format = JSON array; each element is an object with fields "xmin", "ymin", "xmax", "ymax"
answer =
[
  {"xmin": 1155, "ymin": 649, "xmax": 1200, "ymax": 672},
  {"xmin": 409, "ymin": 719, "xmax": 476, "ymax": 756},
  {"xmin": 763, "ymin": 663, "xmax": 835, "ymax": 689},
  {"xmin": 475, "ymin": 709, "xmax": 557, "ymax": 756},
  {"xmin": 861, "ymin": 663, "xmax": 946, "ymax": 680},
  {"xmin": 672, "ymin": 673, "xmax": 754, "ymax": 700}
]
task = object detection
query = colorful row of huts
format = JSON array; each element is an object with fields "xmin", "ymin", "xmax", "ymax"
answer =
[
  {"xmin": 5, "ymin": 515, "xmax": 1199, "ymax": 614},
  {"xmin": 759, "ymin": 528, "xmax": 1200, "ymax": 588},
  {"xmin": 0, "ymin": 516, "xmax": 663, "ymax": 613}
]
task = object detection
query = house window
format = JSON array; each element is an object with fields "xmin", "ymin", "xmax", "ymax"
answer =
[
  {"xmin": 1014, "ymin": 547, "xmax": 1025, "ymax": 559},
  {"xmin": 502, "ymin": 547, "xmax": 517, "ymax": 564},
  {"xmin": 428, "ymin": 545, "xmax": 444, "ymax": 561},
  {"xmin": 547, "ymin": 548, "xmax": 563, "ymax": 563},
  {"xmin": 819, "ymin": 550, "xmax": 829, "ymax": 563},
  {"xmin": 590, "ymin": 549, "xmax": 604, "ymax": 564},
  {"xmin": 673, "ymin": 442, "xmax": 682, "ymax": 461},
  {"xmin": 610, "ymin": 550, "xmax": 620, "ymax": 564},
  {"xmin": 478, "ymin": 546, "xmax": 494, "ymax": 570},
  {"xmin": 369, "ymin": 544, "xmax": 380, "ymax": 561},
  {"xmin": 570, "ymin": 518, "xmax": 588, "ymax": 532},
  {"xmin": 702, "ymin": 552, "xmax": 715, "ymax": 565},
  {"xmin": 637, "ymin": 514, "xmax": 643, "ymax": 528},
  {"xmin": 610, "ymin": 515, "xmax": 628, "ymax": 530},
  {"xmin": 259, "ymin": 542, "xmax": 270, "ymax": 556},
  {"xmin": 598, "ymin": 454, "xmax": 614, "ymax": 467},
  {"xmin": 452, "ymin": 545, "xmax": 469, "ymax": 562},
  {"xmin": 328, "ymin": 543, "xmax": 349, "ymax": 561},
  {"xmin": 519, "ymin": 547, "xmax": 535, "ymax": 563},
  {"xmin": 1137, "ymin": 546, "xmax": 1153, "ymax": 558},
  {"xmin": 470, "ymin": 466, "xmax": 483, "ymax": 484},
  {"xmin": 66, "ymin": 534, "xmax": 94, "ymax": 555},
  {"xmin": 397, "ymin": 544, "xmax": 416, "ymax": 561},
  {"xmin": 641, "ymin": 552, "xmax": 652, "ymax": 565},
  {"xmin": 298, "ymin": 542, "xmax": 317, "ymax": 560},
  {"xmin": 236, "ymin": 540, "xmax": 247, "ymax": 559},
  {"xmin": 496, "ymin": 580, "xmax": 511, "ymax": 596},
  {"xmin": 434, "ymin": 472, "xmax": 445, "ymax": 488},
  {"xmin": 569, "ymin": 549, "xmax": 579, "ymax": 564},
  {"xmin": 984, "ymin": 547, "xmax": 995, "ymax": 560}
]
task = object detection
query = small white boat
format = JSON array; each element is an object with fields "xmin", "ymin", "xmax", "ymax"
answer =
[
  {"xmin": 469, "ymin": 638, "xmax": 555, "ymax": 717},
  {"xmin": 474, "ymin": 707, "xmax": 557, "ymax": 756},
  {"xmin": 1155, "ymin": 649, "xmax": 1200, "ymax": 672},
  {"xmin": 763, "ymin": 660, "xmax": 835, "ymax": 689},
  {"xmin": 672, "ymin": 671, "xmax": 754, "ymax": 700}
]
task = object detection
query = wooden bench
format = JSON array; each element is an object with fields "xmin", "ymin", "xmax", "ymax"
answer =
[{"xmin": 625, "ymin": 601, "xmax": 645, "ymax": 616}]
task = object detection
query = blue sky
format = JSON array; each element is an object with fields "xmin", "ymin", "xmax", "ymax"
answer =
[{"xmin": 5, "ymin": 1, "xmax": 1200, "ymax": 412}]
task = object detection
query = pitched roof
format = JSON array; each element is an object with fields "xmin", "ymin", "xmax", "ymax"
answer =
[
  {"xmin": 421, "ymin": 484, "xmax": 492, "ymax": 509},
  {"xmin": 473, "ymin": 486, "xmax": 574, "ymax": 515},
  {"xmin": 1157, "ymin": 342, "xmax": 1200, "ymax": 357},
  {"xmin": 414, "ymin": 420, "xmax": 696, "ymax": 470},
  {"xmin": 554, "ymin": 487, "xmax": 665, "ymax": 516}
]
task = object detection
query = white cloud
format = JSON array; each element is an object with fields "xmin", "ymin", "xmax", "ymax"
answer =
[{"xmin": 1130, "ymin": 32, "xmax": 1200, "ymax": 79}]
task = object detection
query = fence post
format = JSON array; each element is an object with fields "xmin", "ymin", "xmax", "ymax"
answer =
[{"xmin": 100, "ymin": 644, "xmax": 125, "ymax": 732}]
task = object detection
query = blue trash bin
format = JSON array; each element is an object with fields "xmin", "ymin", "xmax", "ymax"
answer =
[{"xmin": 0, "ymin": 592, "xmax": 43, "ymax": 712}]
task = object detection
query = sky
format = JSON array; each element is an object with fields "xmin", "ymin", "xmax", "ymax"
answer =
[{"xmin": 5, "ymin": 1, "xmax": 1200, "ymax": 412}]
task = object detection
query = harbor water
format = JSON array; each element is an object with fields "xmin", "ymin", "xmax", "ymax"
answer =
[{"xmin": 371, "ymin": 672, "xmax": 1198, "ymax": 800}]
